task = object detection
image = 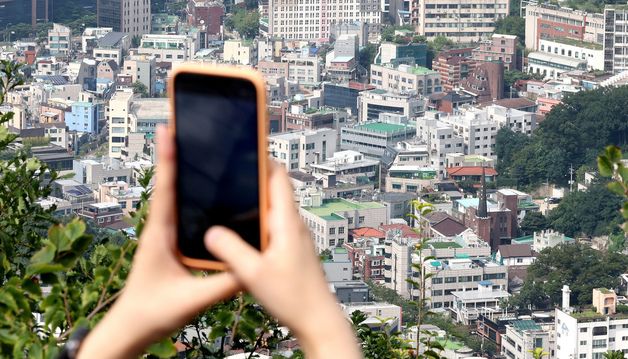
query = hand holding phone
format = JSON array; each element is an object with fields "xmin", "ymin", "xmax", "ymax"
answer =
[{"xmin": 170, "ymin": 65, "xmax": 269, "ymax": 270}]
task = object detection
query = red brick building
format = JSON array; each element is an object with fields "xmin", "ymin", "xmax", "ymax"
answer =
[
  {"xmin": 344, "ymin": 227, "xmax": 386, "ymax": 282},
  {"xmin": 432, "ymin": 48, "xmax": 476, "ymax": 92},
  {"xmin": 187, "ymin": 0, "xmax": 225, "ymax": 35}
]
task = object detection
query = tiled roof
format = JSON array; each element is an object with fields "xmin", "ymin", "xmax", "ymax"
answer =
[
  {"xmin": 431, "ymin": 217, "xmax": 468, "ymax": 237},
  {"xmin": 379, "ymin": 223, "xmax": 419, "ymax": 238},
  {"xmin": 498, "ymin": 244, "xmax": 533, "ymax": 258},
  {"xmin": 447, "ymin": 166, "xmax": 498, "ymax": 177},
  {"xmin": 351, "ymin": 227, "xmax": 385, "ymax": 238}
]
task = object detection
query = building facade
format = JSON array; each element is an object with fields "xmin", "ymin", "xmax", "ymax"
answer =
[
  {"xmin": 412, "ymin": 0, "xmax": 509, "ymax": 43},
  {"xmin": 268, "ymin": 0, "xmax": 381, "ymax": 41},
  {"xmin": 369, "ymin": 63, "xmax": 442, "ymax": 96},
  {"xmin": 47, "ymin": 23, "xmax": 72, "ymax": 56},
  {"xmin": 269, "ymin": 128, "xmax": 337, "ymax": 171},
  {"xmin": 97, "ymin": 0, "xmax": 151, "ymax": 38}
]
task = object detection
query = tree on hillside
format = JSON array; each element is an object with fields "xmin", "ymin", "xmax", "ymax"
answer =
[
  {"xmin": 494, "ymin": 127, "xmax": 531, "ymax": 174},
  {"xmin": 499, "ymin": 86, "xmax": 628, "ymax": 187},
  {"xmin": 359, "ymin": 43, "xmax": 378, "ymax": 72},
  {"xmin": 511, "ymin": 242, "xmax": 628, "ymax": 310},
  {"xmin": 520, "ymin": 212, "xmax": 549, "ymax": 236},
  {"xmin": 225, "ymin": 10, "xmax": 260, "ymax": 39},
  {"xmin": 494, "ymin": 16, "xmax": 525, "ymax": 44},
  {"xmin": 548, "ymin": 183, "xmax": 623, "ymax": 237}
]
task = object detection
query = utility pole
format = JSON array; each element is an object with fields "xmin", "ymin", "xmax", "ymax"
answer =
[{"xmin": 569, "ymin": 163, "xmax": 574, "ymax": 193}]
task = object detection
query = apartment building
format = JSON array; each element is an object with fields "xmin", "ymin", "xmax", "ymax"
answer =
[
  {"xmin": 65, "ymin": 102, "xmax": 99, "ymax": 134},
  {"xmin": 432, "ymin": 48, "xmax": 476, "ymax": 92},
  {"xmin": 555, "ymin": 288, "xmax": 628, "ymax": 359},
  {"xmin": 121, "ymin": 54, "xmax": 156, "ymax": 96},
  {"xmin": 299, "ymin": 198, "xmax": 388, "ymax": 252},
  {"xmin": 358, "ymin": 89, "xmax": 425, "ymax": 122},
  {"xmin": 223, "ymin": 39, "xmax": 257, "ymax": 65},
  {"xmin": 425, "ymin": 257, "xmax": 508, "ymax": 309},
  {"xmin": 310, "ymin": 150, "xmax": 380, "ymax": 188},
  {"xmin": 451, "ymin": 281, "xmax": 511, "ymax": 325},
  {"xmin": 537, "ymin": 38, "xmax": 604, "ymax": 71},
  {"xmin": 501, "ymin": 320, "xmax": 555, "ymax": 359},
  {"xmin": 604, "ymin": 5, "xmax": 628, "ymax": 74},
  {"xmin": 412, "ymin": 0, "xmax": 509, "ymax": 43},
  {"xmin": 340, "ymin": 122, "xmax": 417, "ymax": 159},
  {"xmin": 385, "ymin": 165, "xmax": 437, "ymax": 193},
  {"xmin": 107, "ymin": 89, "xmax": 135, "ymax": 158},
  {"xmin": 524, "ymin": 2, "xmax": 605, "ymax": 51},
  {"xmin": 99, "ymin": 181, "xmax": 142, "ymax": 215},
  {"xmin": 138, "ymin": 34, "xmax": 198, "ymax": 63},
  {"xmin": 269, "ymin": 128, "xmax": 337, "ymax": 171},
  {"xmin": 81, "ymin": 27, "xmax": 113, "ymax": 54},
  {"xmin": 73, "ymin": 159, "xmax": 132, "ymax": 187},
  {"xmin": 369, "ymin": 63, "xmax": 442, "ymax": 96},
  {"xmin": 268, "ymin": 0, "xmax": 381, "ymax": 41},
  {"xmin": 281, "ymin": 53, "xmax": 321, "ymax": 84},
  {"xmin": 377, "ymin": 42, "xmax": 430, "ymax": 68},
  {"xmin": 186, "ymin": 0, "xmax": 224, "ymax": 35},
  {"xmin": 79, "ymin": 202, "xmax": 124, "ymax": 227},
  {"xmin": 472, "ymin": 34, "xmax": 519, "ymax": 71},
  {"xmin": 97, "ymin": 0, "xmax": 152, "ymax": 38},
  {"xmin": 416, "ymin": 113, "xmax": 464, "ymax": 177},
  {"xmin": 47, "ymin": 23, "xmax": 72, "ymax": 56}
]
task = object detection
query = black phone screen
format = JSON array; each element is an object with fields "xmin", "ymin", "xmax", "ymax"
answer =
[{"xmin": 174, "ymin": 73, "xmax": 260, "ymax": 261}]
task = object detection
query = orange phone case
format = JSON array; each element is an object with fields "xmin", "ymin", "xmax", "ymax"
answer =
[{"xmin": 169, "ymin": 64, "xmax": 269, "ymax": 271}]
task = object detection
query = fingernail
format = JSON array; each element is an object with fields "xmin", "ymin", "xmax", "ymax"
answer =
[{"xmin": 205, "ymin": 226, "xmax": 224, "ymax": 247}]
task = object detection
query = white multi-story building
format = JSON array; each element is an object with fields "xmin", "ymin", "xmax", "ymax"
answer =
[
  {"xmin": 359, "ymin": 89, "xmax": 425, "ymax": 122},
  {"xmin": 369, "ymin": 63, "xmax": 442, "ymax": 96},
  {"xmin": 555, "ymin": 287, "xmax": 628, "ymax": 359},
  {"xmin": 416, "ymin": 113, "xmax": 464, "ymax": 178},
  {"xmin": 501, "ymin": 320, "xmax": 556, "ymax": 359},
  {"xmin": 604, "ymin": 5, "xmax": 628, "ymax": 74},
  {"xmin": 268, "ymin": 0, "xmax": 381, "ymax": 41},
  {"xmin": 138, "ymin": 34, "xmax": 198, "ymax": 63},
  {"xmin": 299, "ymin": 198, "xmax": 388, "ymax": 251},
  {"xmin": 223, "ymin": 39, "xmax": 257, "ymax": 65},
  {"xmin": 412, "ymin": 0, "xmax": 509, "ymax": 43},
  {"xmin": 451, "ymin": 282, "xmax": 511, "ymax": 325},
  {"xmin": 107, "ymin": 89, "xmax": 135, "ymax": 158},
  {"xmin": 269, "ymin": 128, "xmax": 337, "ymax": 171},
  {"xmin": 424, "ymin": 257, "xmax": 508, "ymax": 309},
  {"xmin": 281, "ymin": 52, "xmax": 321, "ymax": 84},
  {"xmin": 538, "ymin": 38, "xmax": 604, "ymax": 71},
  {"xmin": 47, "ymin": 23, "xmax": 72, "ymax": 56}
]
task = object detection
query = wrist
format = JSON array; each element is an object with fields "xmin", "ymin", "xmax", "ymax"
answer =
[
  {"xmin": 77, "ymin": 297, "xmax": 154, "ymax": 359},
  {"xmin": 296, "ymin": 304, "xmax": 361, "ymax": 359}
]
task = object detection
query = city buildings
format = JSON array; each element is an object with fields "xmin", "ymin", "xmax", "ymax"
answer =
[
  {"xmin": 64, "ymin": 101, "xmax": 99, "ymax": 134},
  {"xmin": 268, "ymin": 0, "xmax": 381, "ymax": 41},
  {"xmin": 451, "ymin": 281, "xmax": 511, "ymax": 325},
  {"xmin": 47, "ymin": 24, "xmax": 72, "ymax": 57},
  {"xmin": 281, "ymin": 53, "xmax": 321, "ymax": 84},
  {"xmin": 138, "ymin": 34, "xmax": 198, "ymax": 63},
  {"xmin": 377, "ymin": 42, "xmax": 430, "ymax": 68},
  {"xmin": 309, "ymin": 150, "xmax": 380, "ymax": 188},
  {"xmin": 524, "ymin": 2, "xmax": 605, "ymax": 51},
  {"xmin": 358, "ymin": 89, "xmax": 425, "ymax": 122},
  {"xmin": 369, "ymin": 63, "xmax": 442, "ymax": 96},
  {"xmin": 501, "ymin": 319, "xmax": 555, "ymax": 359},
  {"xmin": 268, "ymin": 128, "xmax": 337, "ymax": 171},
  {"xmin": 412, "ymin": 0, "xmax": 509, "ymax": 43},
  {"xmin": 341, "ymin": 122, "xmax": 417, "ymax": 159},
  {"xmin": 432, "ymin": 48, "xmax": 476, "ymax": 92},
  {"xmin": 223, "ymin": 39, "xmax": 257, "ymax": 65},
  {"xmin": 299, "ymin": 198, "xmax": 388, "ymax": 251},
  {"xmin": 186, "ymin": 0, "xmax": 225, "ymax": 36},
  {"xmin": 472, "ymin": 34, "xmax": 519, "ymax": 71},
  {"xmin": 555, "ymin": 287, "xmax": 628, "ymax": 358},
  {"xmin": 107, "ymin": 89, "xmax": 135, "ymax": 158},
  {"xmin": 604, "ymin": 5, "xmax": 628, "ymax": 74},
  {"xmin": 323, "ymin": 82, "xmax": 374, "ymax": 115},
  {"xmin": 96, "ymin": 0, "xmax": 152, "ymax": 38},
  {"xmin": 121, "ymin": 54, "xmax": 157, "ymax": 96}
]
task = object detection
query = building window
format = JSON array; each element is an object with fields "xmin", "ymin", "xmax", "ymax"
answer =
[
  {"xmin": 329, "ymin": 227, "xmax": 335, "ymax": 235},
  {"xmin": 445, "ymin": 277, "xmax": 457, "ymax": 283},
  {"xmin": 358, "ymin": 216, "xmax": 364, "ymax": 224},
  {"xmin": 338, "ymin": 227, "xmax": 345, "ymax": 234}
]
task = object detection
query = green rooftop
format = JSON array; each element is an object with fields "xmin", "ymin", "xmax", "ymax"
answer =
[
  {"xmin": 302, "ymin": 199, "xmax": 385, "ymax": 219},
  {"xmin": 408, "ymin": 66, "xmax": 437, "ymax": 75},
  {"xmin": 435, "ymin": 338, "xmax": 465, "ymax": 351},
  {"xmin": 430, "ymin": 241, "xmax": 463, "ymax": 249},
  {"xmin": 511, "ymin": 320, "xmax": 542, "ymax": 332},
  {"xmin": 551, "ymin": 37, "xmax": 603, "ymax": 50},
  {"xmin": 355, "ymin": 122, "xmax": 410, "ymax": 134},
  {"xmin": 512, "ymin": 235, "xmax": 533, "ymax": 244}
]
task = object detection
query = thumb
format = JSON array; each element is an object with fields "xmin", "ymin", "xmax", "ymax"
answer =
[{"xmin": 205, "ymin": 226, "xmax": 262, "ymax": 284}]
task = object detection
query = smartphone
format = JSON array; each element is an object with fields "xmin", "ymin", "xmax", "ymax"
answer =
[{"xmin": 170, "ymin": 65, "xmax": 269, "ymax": 270}]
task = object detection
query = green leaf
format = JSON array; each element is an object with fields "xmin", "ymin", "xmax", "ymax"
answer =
[
  {"xmin": 607, "ymin": 182, "xmax": 625, "ymax": 196},
  {"xmin": 619, "ymin": 165, "xmax": 628, "ymax": 183},
  {"xmin": 146, "ymin": 338, "xmax": 177, "ymax": 358},
  {"xmin": 0, "ymin": 329, "xmax": 18, "ymax": 344},
  {"xmin": 26, "ymin": 262, "xmax": 65, "ymax": 276},
  {"xmin": 48, "ymin": 225, "xmax": 71, "ymax": 252},
  {"xmin": 30, "ymin": 242, "xmax": 57, "ymax": 265},
  {"xmin": 0, "ymin": 290, "xmax": 18, "ymax": 312},
  {"xmin": 22, "ymin": 278, "xmax": 42, "ymax": 297},
  {"xmin": 598, "ymin": 155, "xmax": 613, "ymax": 177},
  {"xmin": 28, "ymin": 341, "xmax": 43, "ymax": 359},
  {"xmin": 65, "ymin": 219, "xmax": 86, "ymax": 242},
  {"xmin": 25, "ymin": 158, "xmax": 41, "ymax": 172},
  {"xmin": 606, "ymin": 145, "xmax": 622, "ymax": 163}
]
